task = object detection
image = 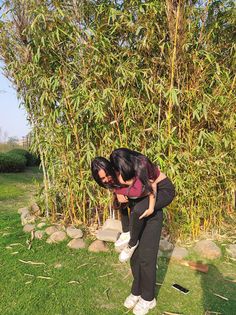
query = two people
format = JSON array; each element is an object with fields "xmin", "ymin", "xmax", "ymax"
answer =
[{"xmin": 91, "ymin": 148, "xmax": 175, "ymax": 315}]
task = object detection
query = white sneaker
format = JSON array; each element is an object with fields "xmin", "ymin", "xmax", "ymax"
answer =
[
  {"xmin": 124, "ymin": 293, "xmax": 140, "ymax": 309},
  {"xmin": 115, "ymin": 232, "xmax": 130, "ymax": 251},
  {"xmin": 133, "ymin": 298, "xmax": 157, "ymax": 315},
  {"xmin": 119, "ymin": 241, "xmax": 139, "ymax": 263}
]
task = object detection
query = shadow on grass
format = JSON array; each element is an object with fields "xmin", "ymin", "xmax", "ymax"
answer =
[
  {"xmin": 156, "ymin": 256, "xmax": 171, "ymax": 299},
  {"xmin": 155, "ymin": 235, "xmax": 178, "ymax": 303},
  {"xmin": 199, "ymin": 263, "xmax": 236, "ymax": 314}
]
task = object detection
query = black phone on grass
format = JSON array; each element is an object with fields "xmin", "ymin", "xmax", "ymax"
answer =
[{"xmin": 172, "ymin": 283, "xmax": 189, "ymax": 294}]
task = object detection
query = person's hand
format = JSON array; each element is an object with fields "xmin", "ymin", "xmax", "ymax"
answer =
[
  {"xmin": 116, "ymin": 194, "xmax": 128, "ymax": 203},
  {"xmin": 139, "ymin": 208, "xmax": 154, "ymax": 219}
]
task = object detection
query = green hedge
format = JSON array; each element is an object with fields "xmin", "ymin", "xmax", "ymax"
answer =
[
  {"xmin": 0, "ymin": 152, "xmax": 27, "ymax": 172},
  {"xmin": 8, "ymin": 149, "xmax": 40, "ymax": 166}
]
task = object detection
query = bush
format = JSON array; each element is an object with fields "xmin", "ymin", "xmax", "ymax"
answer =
[
  {"xmin": 8, "ymin": 149, "xmax": 40, "ymax": 166},
  {"xmin": 0, "ymin": 152, "xmax": 27, "ymax": 172}
]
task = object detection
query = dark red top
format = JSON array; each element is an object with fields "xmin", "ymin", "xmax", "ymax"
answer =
[
  {"xmin": 114, "ymin": 177, "xmax": 143, "ymax": 197},
  {"xmin": 114, "ymin": 167, "xmax": 160, "ymax": 198}
]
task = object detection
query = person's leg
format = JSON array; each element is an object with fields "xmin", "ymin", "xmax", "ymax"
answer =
[
  {"xmin": 130, "ymin": 245, "xmax": 141, "ymax": 296},
  {"xmin": 119, "ymin": 207, "xmax": 129, "ymax": 233},
  {"xmin": 128, "ymin": 197, "xmax": 148, "ymax": 246},
  {"xmin": 119, "ymin": 197, "xmax": 148, "ymax": 263},
  {"xmin": 154, "ymin": 177, "xmax": 175, "ymax": 210},
  {"xmin": 135, "ymin": 178, "xmax": 175, "ymax": 301},
  {"xmin": 138, "ymin": 209, "xmax": 163, "ymax": 301},
  {"xmin": 129, "ymin": 198, "xmax": 149, "ymax": 295},
  {"xmin": 115, "ymin": 207, "xmax": 130, "ymax": 251},
  {"xmin": 128, "ymin": 177, "xmax": 175, "ymax": 247},
  {"xmin": 131, "ymin": 211, "xmax": 162, "ymax": 314}
]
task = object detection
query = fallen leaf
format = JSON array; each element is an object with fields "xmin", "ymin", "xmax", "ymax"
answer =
[
  {"xmin": 213, "ymin": 293, "xmax": 228, "ymax": 301},
  {"xmin": 99, "ymin": 273, "xmax": 113, "ymax": 278},
  {"xmin": 19, "ymin": 259, "xmax": 45, "ymax": 265},
  {"xmin": 36, "ymin": 276, "xmax": 52, "ymax": 280}
]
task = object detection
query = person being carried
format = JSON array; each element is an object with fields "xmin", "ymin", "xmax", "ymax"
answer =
[
  {"xmin": 91, "ymin": 152, "xmax": 165, "ymax": 263},
  {"xmin": 91, "ymin": 156, "xmax": 158, "ymax": 259}
]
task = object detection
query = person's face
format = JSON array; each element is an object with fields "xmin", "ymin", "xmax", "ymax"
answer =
[{"xmin": 98, "ymin": 169, "xmax": 113, "ymax": 184}]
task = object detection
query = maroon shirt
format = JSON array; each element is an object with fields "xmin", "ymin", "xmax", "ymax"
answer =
[
  {"xmin": 114, "ymin": 177, "xmax": 143, "ymax": 198},
  {"xmin": 114, "ymin": 167, "xmax": 160, "ymax": 198}
]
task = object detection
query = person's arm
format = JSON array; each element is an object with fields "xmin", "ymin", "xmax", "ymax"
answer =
[
  {"xmin": 116, "ymin": 194, "xmax": 129, "ymax": 203},
  {"xmin": 139, "ymin": 177, "xmax": 159, "ymax": 219},
  {"xmin": 114, "ymin": 178, "xmax": 143, "ymax": 198},
  {"xmin": 139, "ymin": 192, "xmax": 155, "ymax": 219}
]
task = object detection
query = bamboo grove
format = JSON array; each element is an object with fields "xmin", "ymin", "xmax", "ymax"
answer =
[{"xmin": 0, "ymin": 0, "xmax": 235, "ymax": 238}]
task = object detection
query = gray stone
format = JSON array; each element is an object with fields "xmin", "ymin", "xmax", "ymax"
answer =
[
  {"xmin": 21, "ymin": 216, "xmax": 28, "ymax": 226},
  {"xmin": 31, "ymin": 203, "xmax": 40, "ymax": 215},
  {"xmin": 18, "ymin": 207, "xmax": 29, "ymax": 215},
  {"xmin": 194, "ymin": 240, "xmax": 221, "ymax": 259},
  {"xmin": 37, "ymin": 222, "xmax": 46, "ymax": 229},
  {"xmin": 45, "ymin": 226, "xmax": 58, "ymax": 235},
  {"xmin": 88, "ymin": 240, "xmax": 109, "ymax": 252},
  {"xmin": 67, "ymin": 238, "xmax": 86, "ymax": 249},
  {"xmin": 35, "ymin": 230, "xmax": 45, "ymax": 240},
  {"xmin": 226, "ymin": 244, "xmax": 236, "ymax": 258},
  {"xmin": 66, "ymin": 227, "xmax": 83, "ymax": 239},
  {"xmin": 54, "ymin": 223, "xmax": 66, "ymax": 231},
  {"xmin": 159, "ymin": 239, "xmax": 174, "ymax": 252},
  {"xmin": 27, "ymin": 215, "xmax": 36, "ymax": 223},
  {"xmin": 21, "ymin": 213, "xmax": 36, "ymax": 225},
  {"xmin": 102, "ymin": 218, "xmax": 122, "ymax": 233},
  {"xmin": 96, "ymin": 229, "xmax": 120, "ymax": 242},
  {"xmin": 46, "ymin": 237, "xmax": 53, "ymax": 244},
  {"xmin": 171, "ymin": 247, "xmax": 188, "ymax": 260},
  {"xmin": 47, "ymin": 231, "xmax": 67, "ymax": 243},
  {"xmin": 23, "ymin": 224, "xmax": 35, "ymax": 233}
]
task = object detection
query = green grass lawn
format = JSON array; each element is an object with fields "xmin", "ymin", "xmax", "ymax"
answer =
[{"xmin": 0, "ymin": 169, "xmax": 235, "ymax": 315}]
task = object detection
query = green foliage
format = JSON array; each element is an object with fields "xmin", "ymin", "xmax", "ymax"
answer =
[
  {"xmin": 8, "ymin": 148, "xmax": 40, "ymax": 166},
  {"xmin": 0, "ymin": 152, "xmax": 27, "ymax": 173},
  {"xmin": 0, "ymin": 0, "xmax": 235, "ymax": 238}
]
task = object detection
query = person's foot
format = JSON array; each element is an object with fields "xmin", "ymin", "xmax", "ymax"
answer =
[
  {"xmin": 115, "ymin": 232, "xmax": 130, "ymax": 251},
  {"xmin": 132, "ymin": 298, "xmax": 156, "ymax": 315},
  {"xmin": 124, "ymin": 293, "xmax": 140, "ymax": 309},
  {"xmin": 119, "ymin": 241, "xmax": 139, "ymax": 263}
]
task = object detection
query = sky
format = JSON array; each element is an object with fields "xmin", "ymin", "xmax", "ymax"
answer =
[
  {"xmin": 0, "ymin": 1, "xmax": 30, "ymax": 140},
  {"xmin": 0, "ymin": 63, "xmax": 31, "ymax": 140}
]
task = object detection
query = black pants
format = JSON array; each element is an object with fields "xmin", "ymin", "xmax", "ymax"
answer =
[
  {"xmin": 121, "ymin": 177, "xmax": 175, "ymax": 301},
  {"xmin": 119, "ymin": 207, "xmax": 130, "ymax": 233}
]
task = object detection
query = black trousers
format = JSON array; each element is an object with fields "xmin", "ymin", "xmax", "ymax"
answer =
[
  {"xmin": 123, "ymin": 177, "xmax": 175, "ymax": 301},
  {"xmin": 119, "ymin": 207, "xmax": 130, "ymax": 233}
]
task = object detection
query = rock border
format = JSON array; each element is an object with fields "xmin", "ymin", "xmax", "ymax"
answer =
[{"xmin": 18, "ymin": 206, "xmax": 235, "ymax": 259}]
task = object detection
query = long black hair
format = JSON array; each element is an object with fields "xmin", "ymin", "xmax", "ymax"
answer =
[
  {"xmin": 110, "ymin": 148, "xmax": 158, "ymax": 193},
  {"xmin": 91, "ymin": 157, "xmax": 120, "ymax": 189}
]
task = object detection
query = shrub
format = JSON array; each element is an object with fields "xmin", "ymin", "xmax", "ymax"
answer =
[
  {"xmin": 0, "ymin": 152, "xmax": 27, "ymax": 172},
  {"xmin": 8, "ymin": 149, "xmax": 40, "ymax": 166}
]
